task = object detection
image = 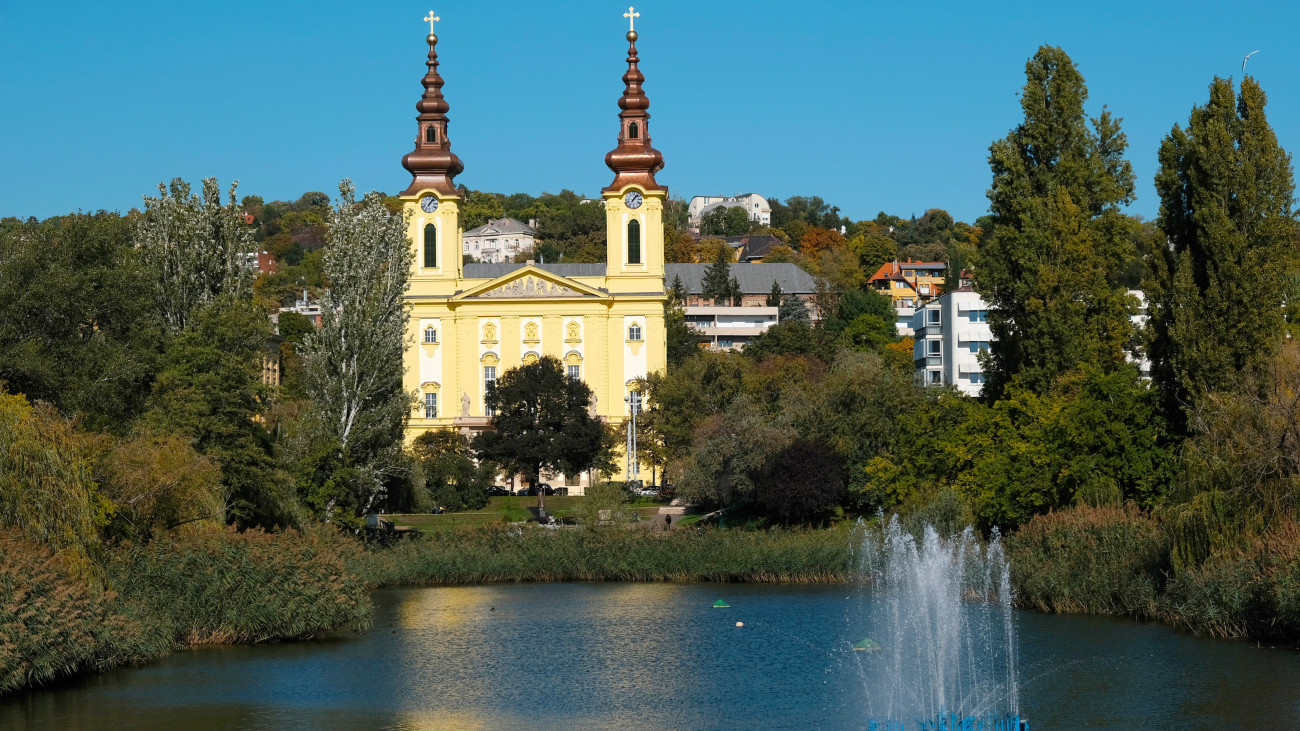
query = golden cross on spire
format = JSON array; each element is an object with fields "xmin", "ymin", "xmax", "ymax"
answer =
[
  {"xmin": 423, "ymin": 10, "xmax": 440, "ymax": 34},
  {"xmin": 624, "ymin": 6, "xmax": 639, "ymax": 32}
]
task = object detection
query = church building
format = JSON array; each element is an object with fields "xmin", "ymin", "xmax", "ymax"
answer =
[{"xmin": 398, "ymin": 12, "xmax": 667, "ymax": 491}]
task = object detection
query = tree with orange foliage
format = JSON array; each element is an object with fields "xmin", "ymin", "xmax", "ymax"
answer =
[{"xmin": 799, "ymin": 227, "xmax": 847, "ymax": 259}]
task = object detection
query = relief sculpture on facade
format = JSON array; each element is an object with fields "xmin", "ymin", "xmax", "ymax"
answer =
[{"xmin": 478, "ymin": 275, "xmax": 582, "ymax": 299}]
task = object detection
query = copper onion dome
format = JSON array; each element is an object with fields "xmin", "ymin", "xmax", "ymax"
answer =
[
  {"xmin": 603, "ymin": 26, "xmax": 666, "ymax": 194},
  {"xmin": 401, "ymin": 31, "xmax": 464, "ymax": 198}
]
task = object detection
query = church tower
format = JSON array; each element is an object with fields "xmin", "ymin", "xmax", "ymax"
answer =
[
  {"xmin": 400, "ymin": 13, "xmax": 464, "ymax": 291},
  {"xmin": 603, "ymin": 10, "xmax": 666, "ymax": 293}
]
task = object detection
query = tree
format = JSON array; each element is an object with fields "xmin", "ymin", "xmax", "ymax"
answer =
[
  {"xmin": 766, "ymin": 281, "xmax": 783, "ymax": 307},
  {"xmin": 675, "ymin": 396, "xmax": 795, "ymax": 508},
  {"xmin": 850, "ymin": 230, "xmax": 899, "ymax": 276},
  {"xmin": 665, "ymin": 232, "xmax": 700, "ymax": 263},
  {"xmin": 0, "ymin": 212, "xmax": 162, "ymax": 431},
  {"xmin": 99, "ymin": 430, "xmax": 223, "ymax": 539},
  {"xmin": 137, "ymin": 177, "xmax": 255, "ymax": 333},
  {"xmin": 669, "ymin": 274, "xmax": 688, "ymax": 303},
  {"xmin": 1146, "ymin": 76, "xmax": 1299, "ymax": 433},
  {"xmin": 777, "ymin": 294, "xmax": 811, "ymax": 324},
  {"xmin": 297, "ymin": 181, "xmax": 413, "ymax": 522},
  {"xmin": 460, "ymin": 189, "xmax": 506, "ymax": 230},
  {"xmin": 665, "ymin": 299, "xmax": 700, "ymax": 366},
  {"xmin": 473, "ymin": 356, "xmax": 604, "ymax": 516},
  {"xmin": 701, "ymin": 246, "xmax": 736, "ymax": 304},
  {"xmin": 977, "ymin": 46, "xmax": 1138, "ymax": 399},
  {"xmin": 143, "ymin": 294, "xmax": 292, "ymax": 529},
  {"xmin": 759, "ymin": 439, "xmax": 847, "ymax": 524},
  {"xmin": 799, "ymin": 227, "xmax": 847, "ymax": 259},
  {"xmin": 409, "ymin": 430, "xmax": 494, "ymax": 512}
]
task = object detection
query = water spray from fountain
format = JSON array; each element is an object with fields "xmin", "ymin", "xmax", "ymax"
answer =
[{"xmin": 854, "ymin": 516, "xmax": 1025, "ymax": 729}]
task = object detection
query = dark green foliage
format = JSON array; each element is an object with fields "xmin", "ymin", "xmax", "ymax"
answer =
[
  {"xmin": 742, "ymin": 320, "xmax": 836, "ymax": 363},
  {"xmin": 410, "ymin": 430, "xmax": 493, "ymax": 512},
  {"xmin": 1146, "ymin": 76, "xmax": 1299, "ymax": 433},
  {"xmin": 664, "ymin": 299, "xmax": 700, "ymax": 366},
  {"xmin": 144, "ymin": 295, "xmax": 292, "ymax": 529},
  {"xmin": 669, "ymin": 274, "xmax": 687, "ymax": 303},
  {"xmin": 826, "ymin": 288, "xmax": 898, "ymax": 352},
  {"xmin": 277, "ymin": 311, "xmax": 314, "ymax": 343},
  {"xmin": 866, "ymin": 366, "xmax": 1171, "ymax": 529},
  {"xmin": 776, "ymin": 294, "xmax": 811, "ymax": 323},
  {"xmin": 474, "ymin": 356, "xmax": 604, "ymax": 490},
  {"xmin": 643, "ymin": 350, "xmax": 752, "ymax": 462},
  {"xmin": 978, "ymin": 46, "xmax": 1138, "ymax": 399},
  {"xmin": 0, "ymin": 212, "xmax": 162, "ymax": 430},
  {"xmin": 701, "ymin": 246, "xmax": 738, "ymax": 303},
  {"xmin": 1008, "ymin": 504, "xmax": 1168, "ymax": 617},
  {"xmin": 766, "ymin": 281, "xmax": 783, "ymax": 307},
  {"xmin": 758, "ymin": 439, "xmax": 846, "ymax": 524},
  {"xmin": 699, "ymin": 205, "xmax": 752, "ymax": 236}
]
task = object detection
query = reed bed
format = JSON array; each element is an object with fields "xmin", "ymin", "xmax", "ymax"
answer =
[{"xmin": 352, "ymin": 524, "xmax": 857, "ymax": 587}]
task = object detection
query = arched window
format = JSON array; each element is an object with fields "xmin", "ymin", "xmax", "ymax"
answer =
[
  {"xmin": 628, "ymin": 121, "xmax": 639, "ymax": 139},
  {"xmin": 423, "ymin": 327, "xmax": 438, "ymax": 344},
  {"xmin": 424, "ymin": 223, "xmax": 437, "ymax": 268},
  {"xmin": 627, "ymin": 219, "xmax": 641, "ymax": 265},
  {"xmin": 628, "ymin": 323, "xmax": 642, "ymax": 341},
  {"xmin": 425, "ymin": 125, "xmax": 438, "ymax": 143}
]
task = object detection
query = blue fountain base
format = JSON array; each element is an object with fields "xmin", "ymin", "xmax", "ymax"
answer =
[{"xmin": 867, "ymin": 714, "xmax": 1027, "ymax": 731}]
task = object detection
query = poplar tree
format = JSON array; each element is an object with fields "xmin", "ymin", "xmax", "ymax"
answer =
[
  {"xmin": 977, "ymin": 46, "xmax": 1138, "ymax": 399},
  {"xmin": 298, "ymin": 181, "xmax": 414, "ymax": 520},
  {"xmin": 136, "ymin": 177, "xmax": 254, "ymax": 333},
  {"xmin": 1146, "ymin": 76, "xmax": 1298, "ymax": 432}
]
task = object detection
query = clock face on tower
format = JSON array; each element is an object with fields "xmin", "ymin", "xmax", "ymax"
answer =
[
  {"xmin": 623, "ymin": 191, "xmax": 643, "ymax": 209},
  {"xmin": 420, "ymin": 196, "xmax": 439, "ymax": 213}
]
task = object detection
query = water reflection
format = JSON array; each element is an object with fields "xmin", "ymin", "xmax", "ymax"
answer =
[{"xmin": 3, "ymin": 584, "xmax": 1300, "ymax": 729}]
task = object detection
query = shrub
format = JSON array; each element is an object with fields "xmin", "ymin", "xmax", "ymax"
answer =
[
  {"xmin": 1007, "ymin": 504, "xmax": 1169, "ymax": 617},
  {"xmin": 110, "ymin": 526, "xmax": 371, "ymax": 645},
  {"xmin": 1162, "ymin": 520, "xmax": 1300, "ymax": 641}
]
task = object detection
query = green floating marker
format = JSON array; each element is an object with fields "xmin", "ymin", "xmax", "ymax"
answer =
[
  {"xmin": 712, "ymin": 599, "xmax": 730, "ymax": 608},
  {"xmin": 854, "ymin": 638, "xmax": 882, "ymax": 652}
]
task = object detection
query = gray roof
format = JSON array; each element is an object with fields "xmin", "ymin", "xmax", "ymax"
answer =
[
  {"xmin": 665, "ymin": 263, "xmax": 815, "ymax": 295},
  {"xmin": 464, "ymin": 263, "xmax": 606, "ymax": 279},
  {"xmin": 462, "ymin": 217, "xmax": 537, "ymax": 238},
  {"xmin": 461, "ymin": 262, "xmax": 814, "ymax": 295}
]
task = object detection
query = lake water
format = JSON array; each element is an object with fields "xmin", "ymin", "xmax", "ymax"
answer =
[{"xmin": 3, "ymin": 583, "xmax": 1300, "ymax": 730}]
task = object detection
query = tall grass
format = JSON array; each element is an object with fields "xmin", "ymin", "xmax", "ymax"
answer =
[
  {"xmin": 0, "ymin": 532, "xmax": 168, "ymax": 695},
  {"xmin": 1006, "ymin": 504, "xmax": 1169, "ymax": 617},
  {"xmin": 352, "ymin": 525, "xmax": 856, "ymax": 587},
  {"xmin": 110, "ymin": 526, "xmax": 371, "ymax": 645}
]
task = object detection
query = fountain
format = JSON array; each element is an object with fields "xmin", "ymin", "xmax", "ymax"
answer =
[{"xmin": 854, "ymin": 516, "xmax": 1027, "ymax": 730}]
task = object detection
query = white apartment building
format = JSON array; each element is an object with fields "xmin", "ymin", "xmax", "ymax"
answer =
[
  {"xmin": 684, "ymin": 305, "xmax": 778, "ymax": 351},
  {"xmin": 913, "ymin": 287, "xmax": 991, "ymax": 396},
  {"xmin": 688, "ymin": 193, "xmax": 772, "ymax": 227},
  {"xmin": 461, "ymin": 217, "xmax": 537, "ymax": 263}
]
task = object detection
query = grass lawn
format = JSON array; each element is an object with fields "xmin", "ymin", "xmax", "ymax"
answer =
[{"xmin": 390, "ymin": 496, "xmax": 665, "ymax": 531}]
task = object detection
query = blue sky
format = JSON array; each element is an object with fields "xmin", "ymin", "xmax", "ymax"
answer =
[{"xmin": 3, "ymin": 1, "xmax": 1298, "ymax": 224}]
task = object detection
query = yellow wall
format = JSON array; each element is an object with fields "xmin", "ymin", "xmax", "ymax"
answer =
[{"xmin": 399, "ymin": 185, "xmax": 667, "ymax": 483}]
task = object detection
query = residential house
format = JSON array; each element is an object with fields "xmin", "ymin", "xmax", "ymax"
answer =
[
  {"xmin": 461, "ymin": 217, "xmax": 538, "ymax": 263},
  {"xmin": 684, "ymin": 306, "xmax": 779, "ymax": 351},
  {"xmin": 688, "ymin": 193, "xmax": 772, "ymax": 229},
  {"xmin": 913, "ymin": 287, "xmax": 991, "ymax": 396}
]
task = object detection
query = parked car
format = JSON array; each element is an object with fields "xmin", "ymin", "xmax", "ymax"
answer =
[{"xmin": 487, "ymin": 487, "xmax": 510, "ymax": 497}]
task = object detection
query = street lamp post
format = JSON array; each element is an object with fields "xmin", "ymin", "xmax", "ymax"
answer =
[{"xmin": 624, "ymin": 391, "xmax": 641, "ymax": 487}]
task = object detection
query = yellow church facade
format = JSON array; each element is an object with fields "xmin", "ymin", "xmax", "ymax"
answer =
[{"xmin": 395, "ymin": 14, "xmax": 667, "ymax": 489}]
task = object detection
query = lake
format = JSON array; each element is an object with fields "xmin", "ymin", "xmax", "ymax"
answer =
[{"xmin": 3, "ymin": 583, "xmax": 1299, "ymax": 729}]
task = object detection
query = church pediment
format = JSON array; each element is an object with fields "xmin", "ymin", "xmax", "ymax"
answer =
[{"xmin": 454, "ymin": 265, "xmax": 608, "ymax": 301}]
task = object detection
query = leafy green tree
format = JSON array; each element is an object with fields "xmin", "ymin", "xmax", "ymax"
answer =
[
  {"xmin": 642, "ymin": 351, "xmax": 753, "ymax": 463},
  {"xmin": 777, "ymin": 295, "xmax": 811, "ymax": 324},
  {"xmin": 665, "ymin": 299, "xmax": 700, "ymax": 366},
  {"xmin": 1146, "ymin": 76, "xmax": 1299, "ymax": 433},
  {"xmin": 409, "ymin": 430, "xmax": 494, "ymax": 512},
  {"xmin": 701, "ymin": 246, "xmax": 735, "ymax": 303},
  {"xmin": 766, "ymin": 281, "xmax": 783, "ymax": 307},
  {"xmin": 977, "ymin": 46, "xmax": 1138, "ymax": 399},
  {"xmin": 0, "ymin": 212, "xmax": 162, "ymax": 431},
  {"xmin": 675, "ymin": 396, "xmax": 795, "ymax": 508},
  {"xmin": 851, "ymin": 230, "xmax": 899, "ymax": 276},
  {"xmin": 473, "ymin": 356, "xmax": 604, "ymax": 515},
  {"xmin": 759, "ymin": 439, "xmax": 846, "ymax": 524},
  {"xmin": 137, "ymin": 177, "xmax": 255, "ymax": 333},
  {"xmin": 460, "ymin": 189, "xmax": 506, "ymax": 230},
  {"xmin": 143, "ymin": 295, "xmax": 293, "ymax": 528},
  {"xmin": 297, "ymin": 182, "xmax": 413, "ymax": 522},
  {"xmin": 722, "ymin": 205, "xmax": 751, "ymax": 235}
]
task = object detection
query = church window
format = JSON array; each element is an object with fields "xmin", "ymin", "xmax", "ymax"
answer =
[
  {"xmin": 484, "ymin": 366, "xmax": 497, "ymax": 417},
  {"xmin": 423, "ymin": 392, "xmax": 438, "ymax": 418},
  {"xmin": 423, "ymin": 327, "xmax": 438, "ymax": 344},
  {"xmin": 628, "ymin": 323, "xmax": 642, "ymax": 341},
  {"xmin": 424, "ymin": 223, "xmax": 437, "ymax": 268},
  {"xmin": 426, "ymin": 125, "xmax": 438, "ymax": 143},
  {"xmin": 567, "ymin": 364, "xmax": 581, "ymax": 381},
  {"xmin": 629, "ymin": 121, "xmax": 639, "ymax": 139},
  {"xmin": 627, "ymin": 219, "xmax": 641, "ymax": 265}
]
